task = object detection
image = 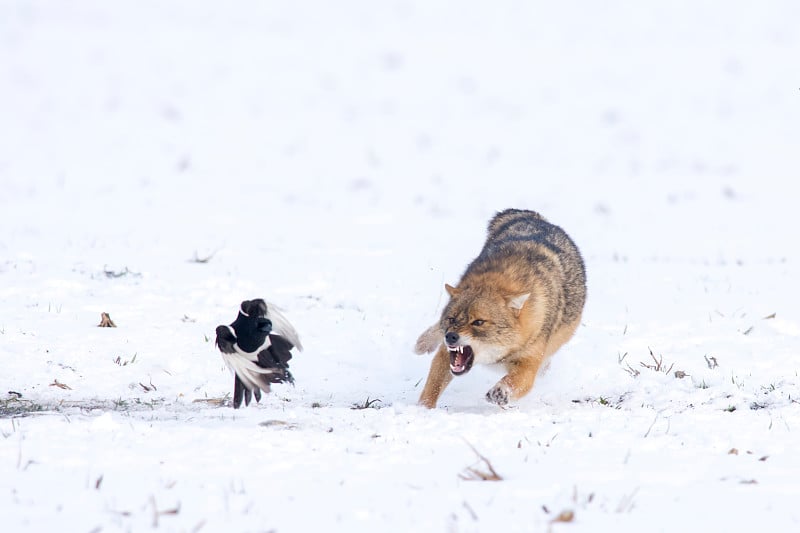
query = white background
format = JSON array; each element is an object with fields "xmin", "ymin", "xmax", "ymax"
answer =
[{"xmin": 2, "ymin": 1, "xmax": 799, "ymax": 531}]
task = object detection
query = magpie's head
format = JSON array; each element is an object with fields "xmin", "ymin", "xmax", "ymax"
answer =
[
  {"xmin": 240, "ymin": 299, "xmax": 268, "ymax": 318},
  {"xmin": 229, "ymin": 299, "xmax": 272, "ymax": 352},
  {"xmin": 240, "ymin": 299, "xmax": 272, "ymax": 333}
]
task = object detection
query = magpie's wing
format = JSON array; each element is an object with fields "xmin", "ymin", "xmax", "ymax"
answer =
[
  {"xmin": 253, "ymin": 351, "xmax": 290, "ymax": 384},
  {"xmin": 215, "ymin": 325, "xmax": 237, "ymax": 354},
  {"xmin": 266, "ymin": 334, "xmax": 294, "ymax": 365},
  {"xmin": 264, "ymin": 303, "xmax": 303, "ymax": 351},
  {"xmin": 220, "ymin": 348, "xmax": 279, "ymax": 404},
  {"xmin": 256, "ymin": 364, "xmax": 293, "ymax": 385},
  {"xmin": 252, "ymin": 334, "xmax": 296, "ymax": 385}
]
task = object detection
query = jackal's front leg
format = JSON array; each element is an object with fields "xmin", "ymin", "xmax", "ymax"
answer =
[
  {"xmin": 486, "ymin": 353, "xmax": 545, "ymax": 406},
  {"xmin": 419, "ymin": 345, "xmax": 453, "ymax": 408}
]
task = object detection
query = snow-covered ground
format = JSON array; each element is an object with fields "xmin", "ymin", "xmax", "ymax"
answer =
[{"xmin": 2, "ymin": 1, "xmax": 799, "ymax": 531}]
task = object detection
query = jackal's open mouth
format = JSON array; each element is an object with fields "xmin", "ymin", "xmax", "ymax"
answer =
[{"xmin": 448, "ymin": 345, "xmax": 474, "ymax": 376}]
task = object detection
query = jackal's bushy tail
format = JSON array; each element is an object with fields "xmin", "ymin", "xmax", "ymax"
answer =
[{"xmin": 414, "ymin": 323, "xmax": 441, "ymax": 354}]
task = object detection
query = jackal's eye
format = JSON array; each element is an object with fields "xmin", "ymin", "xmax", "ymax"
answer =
[
  {"xmin": 471, "ymin": 319, "xmax": 485, "ymax": 327},
  {"xmin": 446, "ymin": 317, "xmax": 456, "ymax": 325}
]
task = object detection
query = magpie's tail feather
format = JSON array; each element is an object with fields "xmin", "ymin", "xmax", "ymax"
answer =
[
  {"xmin": 232, "ymin": 374, "xmax": 270, "ymax": 408},
  {"xmin": 233, "ymin": 375, "xmax": 245, "ymax": 409},
  {"xmin": 223, "ymin": 353, "xmax": 280, "ymax": 408}
]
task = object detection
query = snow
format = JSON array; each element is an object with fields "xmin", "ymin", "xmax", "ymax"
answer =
[{"xmin": 2, "ymin": 1, "xmax": 799, "ymax": 531}]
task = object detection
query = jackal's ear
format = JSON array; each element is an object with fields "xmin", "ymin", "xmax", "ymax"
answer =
[
  {"xmin": 445, "ymin": 284, "xmax": 462, "ymax": 297},
  {"xmin": 506, "ymin": 293, "xmax": 530, "ymax": 315}
]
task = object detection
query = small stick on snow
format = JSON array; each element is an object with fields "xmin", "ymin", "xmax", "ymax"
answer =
[
  {"xmin": 49, "ymin": 379, "xmax": 72, "ymax": 390},
  {"xmin": 643, "ymin": 413, "xmax": 659, "ymax": 438},
  {"xmin": 459, "ymin": 440, "xmax": 503, "ymax": 481},
  {"xmin": 98, "ymin": 312, "xmax": 116, "ymax": 327}
]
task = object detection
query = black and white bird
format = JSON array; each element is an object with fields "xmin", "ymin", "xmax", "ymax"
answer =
[{"xmin": 214, "ymin": 299, "xmax": 303, "ymax": 409}]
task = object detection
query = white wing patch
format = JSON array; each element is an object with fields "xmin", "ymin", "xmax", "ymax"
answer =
[
  {"xmin": 221, "ymin": 336, "xmax": 276, "ymax": 391},
  {"xmin": 265, "ymin": 302, "xmax": 303, "ymax": 351}
]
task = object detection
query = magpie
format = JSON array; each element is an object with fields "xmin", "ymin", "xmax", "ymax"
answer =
[{"xmin": 215, "ymin": 299, "xmax": 303, "ymax": 408}]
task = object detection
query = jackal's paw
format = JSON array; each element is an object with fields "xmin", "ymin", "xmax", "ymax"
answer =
[{"xmin": 485, "ymin": 382, "xmax": 511, "ymax": 406}]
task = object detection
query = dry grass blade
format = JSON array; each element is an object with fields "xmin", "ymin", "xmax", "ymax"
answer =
[
  {"xmin": 192, "ymin": 397, "xmax": 228, "ymax": 406},
  {"xmin": 98, "ymin": 312, "xmax": 117, "ymax": 327},
  {"xmin": 550, "ymin": 510, "xmax": 575, "ymax": 524},
  {"xmin": 192, "ymin": 254, "xmax": 213, "ymax": 264},
  {"xmin": 459, "ymin": 440, "xmax": 503, "ymax": 481},
  {"xmin": 462, "ymin": 501, "xmax": 478, "ymax": 521},
  {"xmin": 350, "ymin": 397, "xmax": 383, "ymax": 410},
  {"xmin": 190, "ymin": 250, "xmax": 218, "ymax": 263},
  {"xmin": 103, "ymin": 266, "xmax": 141, "ymax": 278},
  {"xmin": 622, "ymin": 362, "xmax": 640, "ymax": 378},
  {"xmin": 259, "ymin": 420, "xmax": 300, "ymax": 430},
  {"xmin": 649, "ymin": 347, "xmax": 661, "ymax": 370},
  {"xmin": 49, "ymin": 379, "xmax": 72, "ymax": 390},
  {"xmin": 615, "ymin": 488, "xmax": 639, "ymax": 513},
  {"xmin": 643, "ymin": 412, "xmax": 660, "ymax": 438},
  {"xmin": 639, "ymin": 348, "xmax": 675, "ymax": 375},
  {"xmin": 150, "ymin": 495, "xmax": 181, "ymax": 528}
]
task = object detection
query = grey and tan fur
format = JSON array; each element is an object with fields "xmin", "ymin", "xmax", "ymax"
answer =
[{"xmin": 416, "ymin": 208, "xmax": 586, "ymax": 408}]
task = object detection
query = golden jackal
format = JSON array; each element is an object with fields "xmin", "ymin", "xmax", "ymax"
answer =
[{"xmin": 416, "ymin": 209, "xmax": 586, "ymax": 408}]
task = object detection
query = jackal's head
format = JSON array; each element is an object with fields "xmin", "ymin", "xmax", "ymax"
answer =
[{"xmin": 439, "ymin": 283, "xmax": 530, "ymax": 376}]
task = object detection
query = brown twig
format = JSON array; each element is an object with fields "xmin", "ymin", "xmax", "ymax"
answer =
[
  {"xmin": 98, "ymin": 312, "xmax": 116, "ymax": 328},
  {"xmin": 350, "ymin": 397, "xmax": 383, "ymax": 410},
  {"xmin": 190, "ymin": 250, "xmax": 218, "ymax": 264},
  {"xmin": 459, "ymin": 440, "xmax": 503, "ymax": 481},
  {"xmin": 639, "ymin": 348, "xmax": 675, "ymax": 375}
]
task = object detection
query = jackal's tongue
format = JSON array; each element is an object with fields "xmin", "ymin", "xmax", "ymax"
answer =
[
  {"xmin": 449, "ymin": 345, "xmax": 474, "ymax": 375},
  {"xmin": 453, "ymin": 351, "xmax": 468, "ymax": 368}
]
